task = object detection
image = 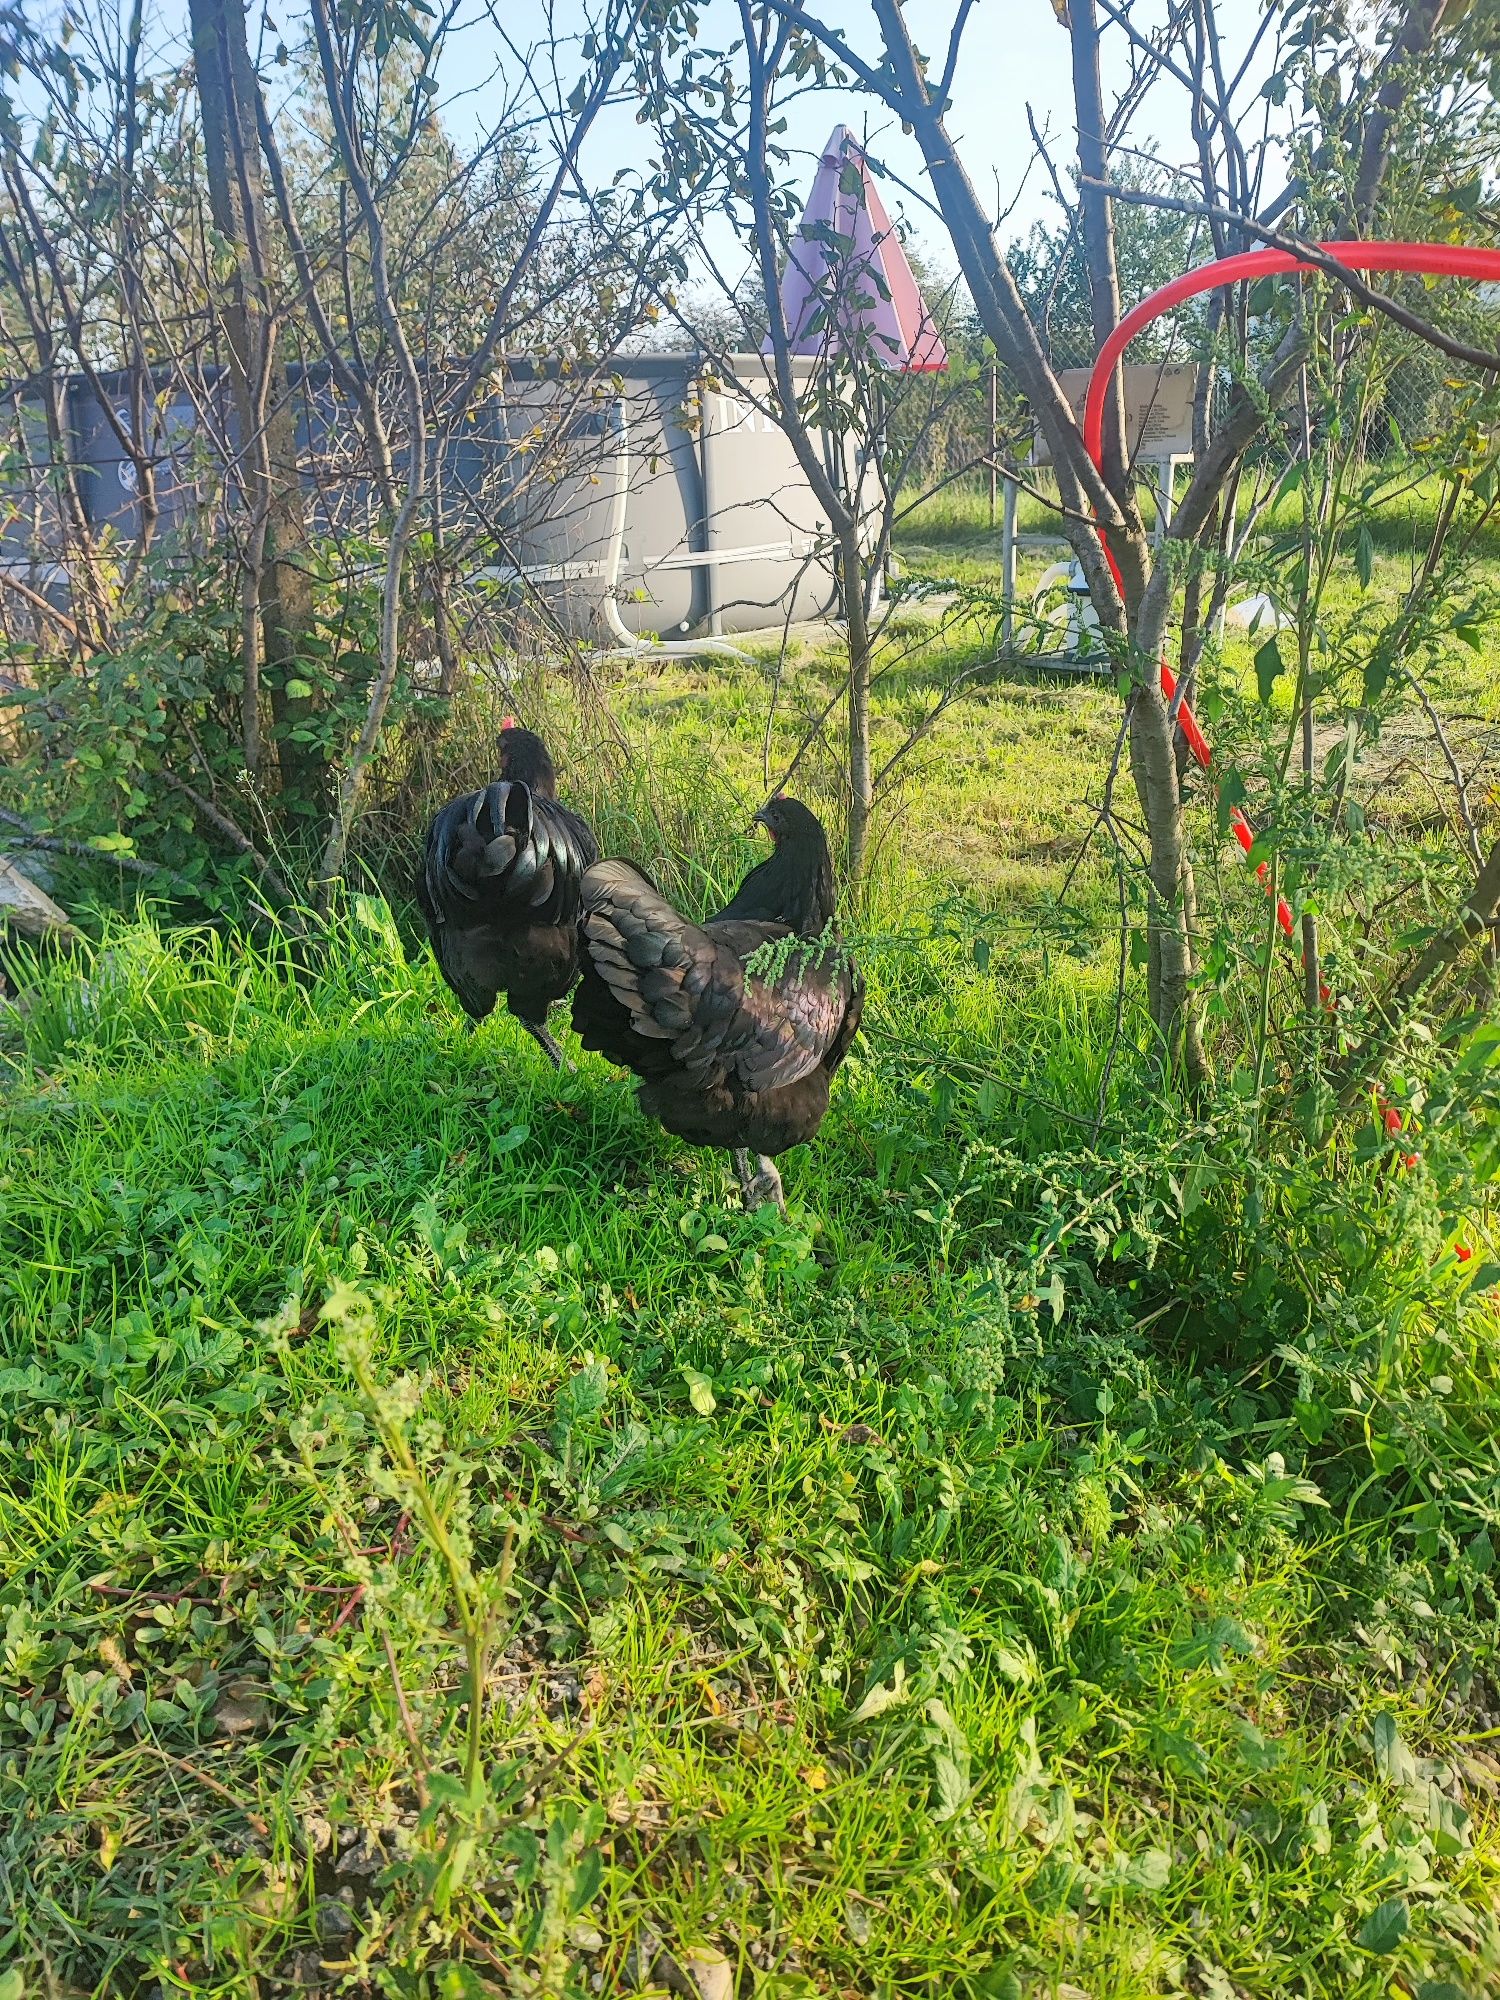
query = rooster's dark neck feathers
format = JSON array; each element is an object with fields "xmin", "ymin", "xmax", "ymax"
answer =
[{"xmin": 499, "ymin": 728, "xmax": 557, "ymax": 797}]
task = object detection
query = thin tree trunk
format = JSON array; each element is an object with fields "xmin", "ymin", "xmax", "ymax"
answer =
[
  {"xmin": 1068, "ymin": 0, "xmax": 1128, "ymax": 498},
  {"xmin": 838, "ymin": 520, "xmax": 874, "ymax": 886},
  {"xmin": 738, "ymin": 0, "xmax": 874, "ymax": 884},
  {"xmin": 1127, "ymin": 666, "xmax": 1204, "ymax": 1080},
  {"xmin": 1296, "ymin": 369, "xmax": 1321, "ymax": 1021},
  {"xmin": 188, "ymin": 0, "xmax": 319, "ymax": 800},
  {"xmin": 309, "ymin": 0, "xmax": 428, "ymax": 904},
  {"xmin": 1352, "ymin": 0, "xmax": 1449, "ymax": 229}
]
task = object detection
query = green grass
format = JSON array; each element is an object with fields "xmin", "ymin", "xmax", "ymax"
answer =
[
  {"xmin": 4, "ymin": 872, "xmax": 1500, "ymax": 1996},
  {"xmin": 6, "ymin": 490, "xmax": 1500, "ymax": 1995}
]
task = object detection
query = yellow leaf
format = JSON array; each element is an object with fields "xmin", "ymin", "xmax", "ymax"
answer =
[{"xmin": 799, "ymin": 1763, "xmax": 829, "ymax": 1791}]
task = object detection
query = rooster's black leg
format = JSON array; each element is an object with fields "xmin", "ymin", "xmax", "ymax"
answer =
[{"xmin": 522, "ymin": 1019, "xmax": 575, "ymax": 1072}]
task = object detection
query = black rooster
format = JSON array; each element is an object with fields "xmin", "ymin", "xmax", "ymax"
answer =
[
  {"xmin": 572, "ymin": 796, "xmax": 862, "ymax": 1211},
  {"xmin": 417, "ymin": 721, "xmax": 599, "ymax": 1068}
]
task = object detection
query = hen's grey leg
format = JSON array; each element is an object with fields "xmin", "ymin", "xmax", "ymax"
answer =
[
  {"xmin": 522, "ymin": 1019, "xmax": 574, "ymax": 1072},
  {"xmin": 735, "ymin": 1150, "xmax": 785, "ymax": 1215},
  {"xmin": 750, "ymin": 1156, "xmax": 786, "ymax": 1215}
]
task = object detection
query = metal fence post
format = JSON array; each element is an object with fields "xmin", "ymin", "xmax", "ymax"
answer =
[
  {"xmin": 1001, "ymin": 472, "xmax": 1018, "ymax": 651},
  {"xmin": 987, "ymin": 362, "xmax": 998, "ymax": 530}
]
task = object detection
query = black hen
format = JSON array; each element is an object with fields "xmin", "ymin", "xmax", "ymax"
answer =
[
  {"xmin": 417, "ymin": 722, "xmax": 599, "ymax": 1067},
  {"xmin": 571, "ymin": 796, "xmax": 862, "ymax": 1210}
]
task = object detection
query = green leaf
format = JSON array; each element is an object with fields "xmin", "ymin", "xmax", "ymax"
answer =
[
  {"xmin": 1152, "ymin": 1723, "xmax": 1209, "ymax": 1781},
  {"xmin": 931, "ymin": 1751, "xmax": 968, "ymax": 1822},
  {"xmin": 990, "ymin": 1640, "xmax": 1036, "ymax": 1684},
  {"xmin": 569, "ymin": 1845, "xmax": 603, "ymax": 1912},
  {"xmin": 559, "ymin": 1361, "xmax": 608, "ymax": 1428},
  {"xmin": 1373, "ymin": 1711, "xmax": 1418, "ymax": 1785},
  {"xmin": 1255, "ymin": 638, "xmax": 1285, "ymax": 704},
  {"xmin": 1368, "ymin": 1435, "xmax": 1406, "ymax": 1475},
  {"xmin": 1125, "ymin": 1846, "xmax": 1172, "ymax": 1893},
  {"xmin": 1425, "ymin": 1786, "xmax": 1471, "ymax": 1858},
  {"xmin": 974, "ymin": 1973, "xmax": 1023, "ymax": 2000},
  {"xmin": 682, "ymin": 1366, "xmax": 717, "ymax": 1416},
  {"xmin": 1453, "ymin": 610, "xmax": 1485, "ymax": 652},
  {"xmin": 1249, "ymin": 273, "xmax": 1284, "ymax": 315},
  {"xmin": 284, "ymin": 677, "xmax": 314, "ymax": 700},
  {"xmin": 1293, "ymin": 1398, "xmax": 1328, "ymax": 1444},
  {"xmin": 975, "ymin": 1080, "xmax": 1003, "ymax": 1121},
  {"xmin": 1449, "ymin": 175, "xmax": 1484, "ymax": 214},
  {"xmin": 1300, "ymin": 1798, "xmax": 1331, "ymax": 1857},
  {"xmin": 1216, "ymin": 766, "xmax": 1249, "ymax": 836},
  {"xmin": 1233, "ymin": 1718, "xmax": 1284, "ymax": 1772},
  {"xmin": 847, "ymin": 1658, "xmax": 907, "ymax": 1724},
  {"xmin": 1355, "ymin": 522, "xmax": 1374, "ymax": 590},
  {"xmin": 1357, "ymin": 1896, "xmax": 1408, "ymax": 1955}
]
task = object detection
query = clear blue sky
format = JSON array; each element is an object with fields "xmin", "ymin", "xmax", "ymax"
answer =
[
  {"xmin": 444, "ymin": 0, "xmax": 1280, "ymax": 239},
  {"xmin": 137, "ymin": 0, "xmax": 1279, "ymax": 288},
  {"xmin": 418, "ymin": 0, "xmax": 1282, "ymax": 282}
]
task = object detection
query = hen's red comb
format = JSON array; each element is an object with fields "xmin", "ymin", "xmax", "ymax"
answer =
[{"xmin": 501, "ymin": 714, "xmax": 520, "ymax": 730}]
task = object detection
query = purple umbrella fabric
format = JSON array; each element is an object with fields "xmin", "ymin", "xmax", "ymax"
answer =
[{"xmin": 768, "ymin": 125, "xmax": 947, "ymax": 373}]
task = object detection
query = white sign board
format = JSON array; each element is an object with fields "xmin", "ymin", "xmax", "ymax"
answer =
[{"xmin": 1031, "ymin": 363, "xmax": 1197, "ymax": 466}]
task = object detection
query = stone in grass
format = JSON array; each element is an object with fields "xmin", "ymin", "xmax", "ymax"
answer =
[
  {"xmin": 679, "ymin": 1949, "xmax": 734, "ymax": 2000},
  {"xmin": 623, "ymin": 1929, "xmax": 734, "ymax": 2000},
  {"xmin": 316, "ymin": 1899, "xmax": 354, "ymax": 1947},
  {"xmin": 0, "ymin": 856, "xmax": 77, "ymax": 940}
]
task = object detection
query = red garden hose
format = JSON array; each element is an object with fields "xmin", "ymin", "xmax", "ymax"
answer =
[
  {"xmin": 1081, "ymin": 240, "xmax": 1500, "ymax": 917},
  {"xmin": 1079, "ymin": 241, "xmax": 1500, "ymax": 1170}
]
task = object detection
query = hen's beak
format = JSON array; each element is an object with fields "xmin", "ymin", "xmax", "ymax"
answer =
[{"xmin": 751, "ymin": 807, "xmax": 774, "ymax": 838}]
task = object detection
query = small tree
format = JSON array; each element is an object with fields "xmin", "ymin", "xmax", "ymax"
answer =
[
  {"xmin": 0, "ymin": 0, "xmax": 675, "ymax": 908},
  {"xmin": 652, "ymin": 0, "xmax": 1500, "ymax": 1079},
  {"xmin": 633, "ymin": 28, "xmax": 1005, "ymax": 887},
  {"xmin": 188, "ymin": 0, "xmax": 318, "ymax": 796}
]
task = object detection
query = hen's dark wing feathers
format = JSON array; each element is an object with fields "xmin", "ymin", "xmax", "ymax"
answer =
[{"xmin": 575, "ymin": 859, "xmax": 856, "ymax": 1095}]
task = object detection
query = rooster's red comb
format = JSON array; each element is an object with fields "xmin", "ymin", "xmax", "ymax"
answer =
[{"xmin": 501, "ymin": 714, "xmax": 520, "ymax": 731}]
